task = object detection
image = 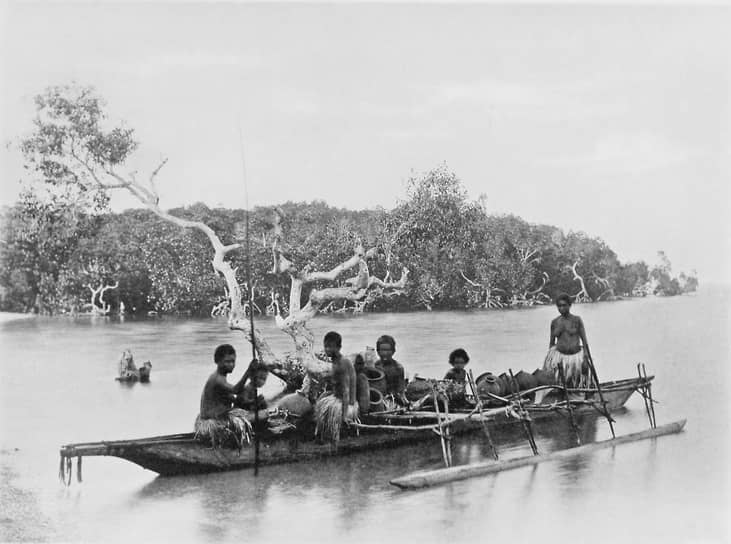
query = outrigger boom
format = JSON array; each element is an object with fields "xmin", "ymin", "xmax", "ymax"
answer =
[{"xmin": 390, "ymin": 419, "xmax": 687, "ymax": 490}]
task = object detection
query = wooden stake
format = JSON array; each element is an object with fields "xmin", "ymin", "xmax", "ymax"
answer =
[
  {"xmin": 585, "ymin": 352, "xmax": 615, "ymax": 438},
  {"xmin": 637, "ymin": 363, "xmax": 653, "ymax": 428},
  {"xmin": 642, "ymin": 364, "xmax": 657, "ymax": 428},
  {"xmin": 558, "ymin": 362, "xmax": 581, "ymax": 445},
  {"xmin": 433, "ymin": 390, "xmax": 451, "ymax": 468},
  {"xmin": 509, "ymin": 369, "xmax": 538, "ymax": 455},
  {"xmin": 468, "ymin": 370, "xmax": 498, "ymax": 460}
]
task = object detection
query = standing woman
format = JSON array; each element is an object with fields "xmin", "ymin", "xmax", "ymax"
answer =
[{"xmin": 543, "ymin": 293, "xmax": 595, "ymax": 388}]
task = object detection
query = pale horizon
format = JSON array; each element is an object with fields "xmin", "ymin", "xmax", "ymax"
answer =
[{"xmin": 1, "ymin": 2, "xmax": 729, "ymax": 282}]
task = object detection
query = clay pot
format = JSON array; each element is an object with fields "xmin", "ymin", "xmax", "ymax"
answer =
[
  {"xmin": 364, "ymin": 367, "xmax": 386, "ymax": 394},
  {"xmin": 369, "ymin": 388, "xmax": 385, "ymax": 413},
  {"xmin": 275, "ymin": 392, "xmax": 313, "ymax": 418},
  {"xmin": 498, "ymin": 373, "xmax": 517, "ymax": 396},
  {"xmin": 405, "ymin": 378, "xmax": 433, "ymax": 402},
  {"xmin": 515, "ymin": 370, "xmax": 538, "ymax": 391},
  {"xmin": 475, "ymin": 372, "xmax": 502, "ymax": 398},
  {"xmin": 532, "ymin": 368, "xmax": 555, "ymax": 386}
]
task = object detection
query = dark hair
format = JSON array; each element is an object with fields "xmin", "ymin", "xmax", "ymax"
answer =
[
  {"xmin": 449, "ymin": 348, "xmax": 470, "ymax": 365},
  {"xmin": 250, "ymin": 359, "xmax": 269, "ymax": 374},
  {"xmin": 214, "ymin": 344, "xmax": 236, "ymax": 363},
  {"xmin": 376, "ymin": 335, "xmax": 396, "ymax": 352},
  {"xmin": 354, "ymin": 354, "xmax": 365, "ymax": 366},
  {"xmin": 555, "ymin": 293, "xmax": 572, "ymax": 305},
  {"xmin": 324, "ymin": 331, "xmax": 342, "ymax": 347}
]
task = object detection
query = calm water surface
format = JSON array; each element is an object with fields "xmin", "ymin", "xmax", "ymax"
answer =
[{"xmin": 1, "ymin": 287, "xmax": 729, "ymax": 543}]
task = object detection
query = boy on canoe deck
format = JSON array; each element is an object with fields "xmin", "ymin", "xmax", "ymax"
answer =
[
  {"xmin": 444, "ymin": 348, "xmax": 469, "ymax": 383},
  {"xmin": 374, "ymin": 335, "xmax": 409, "ymax": 406},
  {"xmin": 543, "ymin": 293, "xmax": 595, "ymax": 388},
  {"xmin": 314, "ymin": 331, "xmax": 358, "ymax": 442},
  {"xmin": 194, "ymin": 344, "xmax": 264, "ymax": 447}
]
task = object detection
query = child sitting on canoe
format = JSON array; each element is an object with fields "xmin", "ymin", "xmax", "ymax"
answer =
[
  {"xmin": 314, "ymin": 331, "xmax": 358, "ymax": 442},
  {"xmin": 194, "ymin": 344, "xmax": 263, "ymax": 448},
  {"xmin": 234, "ymin": 360, "xmax": 269, "ymax": 412},
  {"xmin": 543, "ymin": 293, "xmax": 595, "ymax": 388},
  {"xmin": 374, "ymin": 335, "xmax": 409, "ymax": 406},
  {"xmin": 444, "ymin": 348, "xmax": 469, "ymax": 383}
]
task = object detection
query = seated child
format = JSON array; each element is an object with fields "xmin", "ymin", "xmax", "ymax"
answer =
[
  {"xmin": 235, "ymin": 360, "xmax": 269, "ymax": 412},
  {"xmin": 314, "ymin": 331, "xmax": 358, "ymax": 442},
  {"xmin": 374, "ymin": 334, "xmax": 408, "ymax": 406},
  {"xmin": 444, "ymin": 348, "xmax": 469, "ymax": 383},
  {"xmin": 354, "ymin": 354, "xmax": 371, "ymax": 416}
]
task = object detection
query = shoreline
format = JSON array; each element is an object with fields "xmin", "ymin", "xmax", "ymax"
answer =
[
  {"xmin": 0, "ymin": 312, "xmax": 36, "ymax": 324},
  {"xmin": 0, "ymin": 288, "xmax": 718, "ymax": 324}
]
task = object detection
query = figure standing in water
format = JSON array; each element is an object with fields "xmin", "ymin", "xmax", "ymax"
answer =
[{"xmin": 543, "ymin": 294, "xmax": 594, "ymax": 388}]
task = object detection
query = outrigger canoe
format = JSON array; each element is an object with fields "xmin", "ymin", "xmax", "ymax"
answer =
[{"xmin": 59, "ymin": 376, "xmax": 650, "ymax": 479}]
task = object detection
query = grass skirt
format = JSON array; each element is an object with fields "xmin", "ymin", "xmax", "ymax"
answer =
[
  {"xmin": 542, "ymin": 347, "xmax": 594, "ymax": 388},
  {"xmin": 194, "ymin": 408, "xmax": 253, "ymax": 449},
  {"xmin": 314, "ymin": 394, "xmax": 358, "ymax": 443}
]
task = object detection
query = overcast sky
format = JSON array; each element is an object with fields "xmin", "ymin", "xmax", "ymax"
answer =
[{"xmin": 1, "ymin": 2, "xmax": 729, "ymax": 282}]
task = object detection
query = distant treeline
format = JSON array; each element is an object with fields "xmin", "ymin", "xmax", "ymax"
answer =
[{"xmin": 0, "ymin": 166, "xmax": 698, "ymax": 316}]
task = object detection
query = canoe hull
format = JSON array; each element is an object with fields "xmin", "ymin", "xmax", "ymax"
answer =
[{"xmin": 60, "ymin": 378, "xmax": 647, "ymax": 477}]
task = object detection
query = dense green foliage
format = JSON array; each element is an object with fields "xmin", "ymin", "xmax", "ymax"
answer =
[
  {"xmin": 0, "ymin": 84, "xmax": 698, "ymax": 315},
  {"xmin": 0, "ymin": 178, "xmax": 698, "ymax": 315}
]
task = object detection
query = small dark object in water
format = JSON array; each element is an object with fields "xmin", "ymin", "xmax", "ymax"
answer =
[
  {"xmin": 138, "ymin": 361, "xmax": 152, "ymax": 382},
  {"xmin": 116, "ymin": 348, "xmax": 152, "ymax": 383}
]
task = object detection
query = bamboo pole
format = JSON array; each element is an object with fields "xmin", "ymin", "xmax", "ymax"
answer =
[
  {"xmin": 642, "ymin": 364, "xmax": 657, "ymax": 428},
  {"xmin": 637, "ymin": 363, "xmax": 653, "ymax": 428},
  {"xmin": 558, "ymin": 362, "xmax": 581, "ymax": 445},
  {"xmin": 390, "ymin": 420, "xmax": 687, "ymax": 490},
  {"xmin": 467, "ymin": 370, "xmax": 498, "ymax": 460},
  {"xmin": 442, "ymin": 394, "xmax": 453, "ymax": 467},
  {"xmin": 433, "ymin": 390, "xmax": 451, "ymax": 467},
  {"xmin": 350, "ymin": 422, "xmax": 440, "ymax": 432}
]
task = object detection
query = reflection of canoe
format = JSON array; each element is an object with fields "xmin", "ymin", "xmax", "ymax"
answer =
[{"xmin": 60, "ymin": 376, "xmax": 650, "ymax": 478}]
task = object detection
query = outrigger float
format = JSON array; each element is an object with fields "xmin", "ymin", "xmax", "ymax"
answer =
[{"xmin": 58, "ymin": 366, "xmax": 684, "ymax": 485}]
